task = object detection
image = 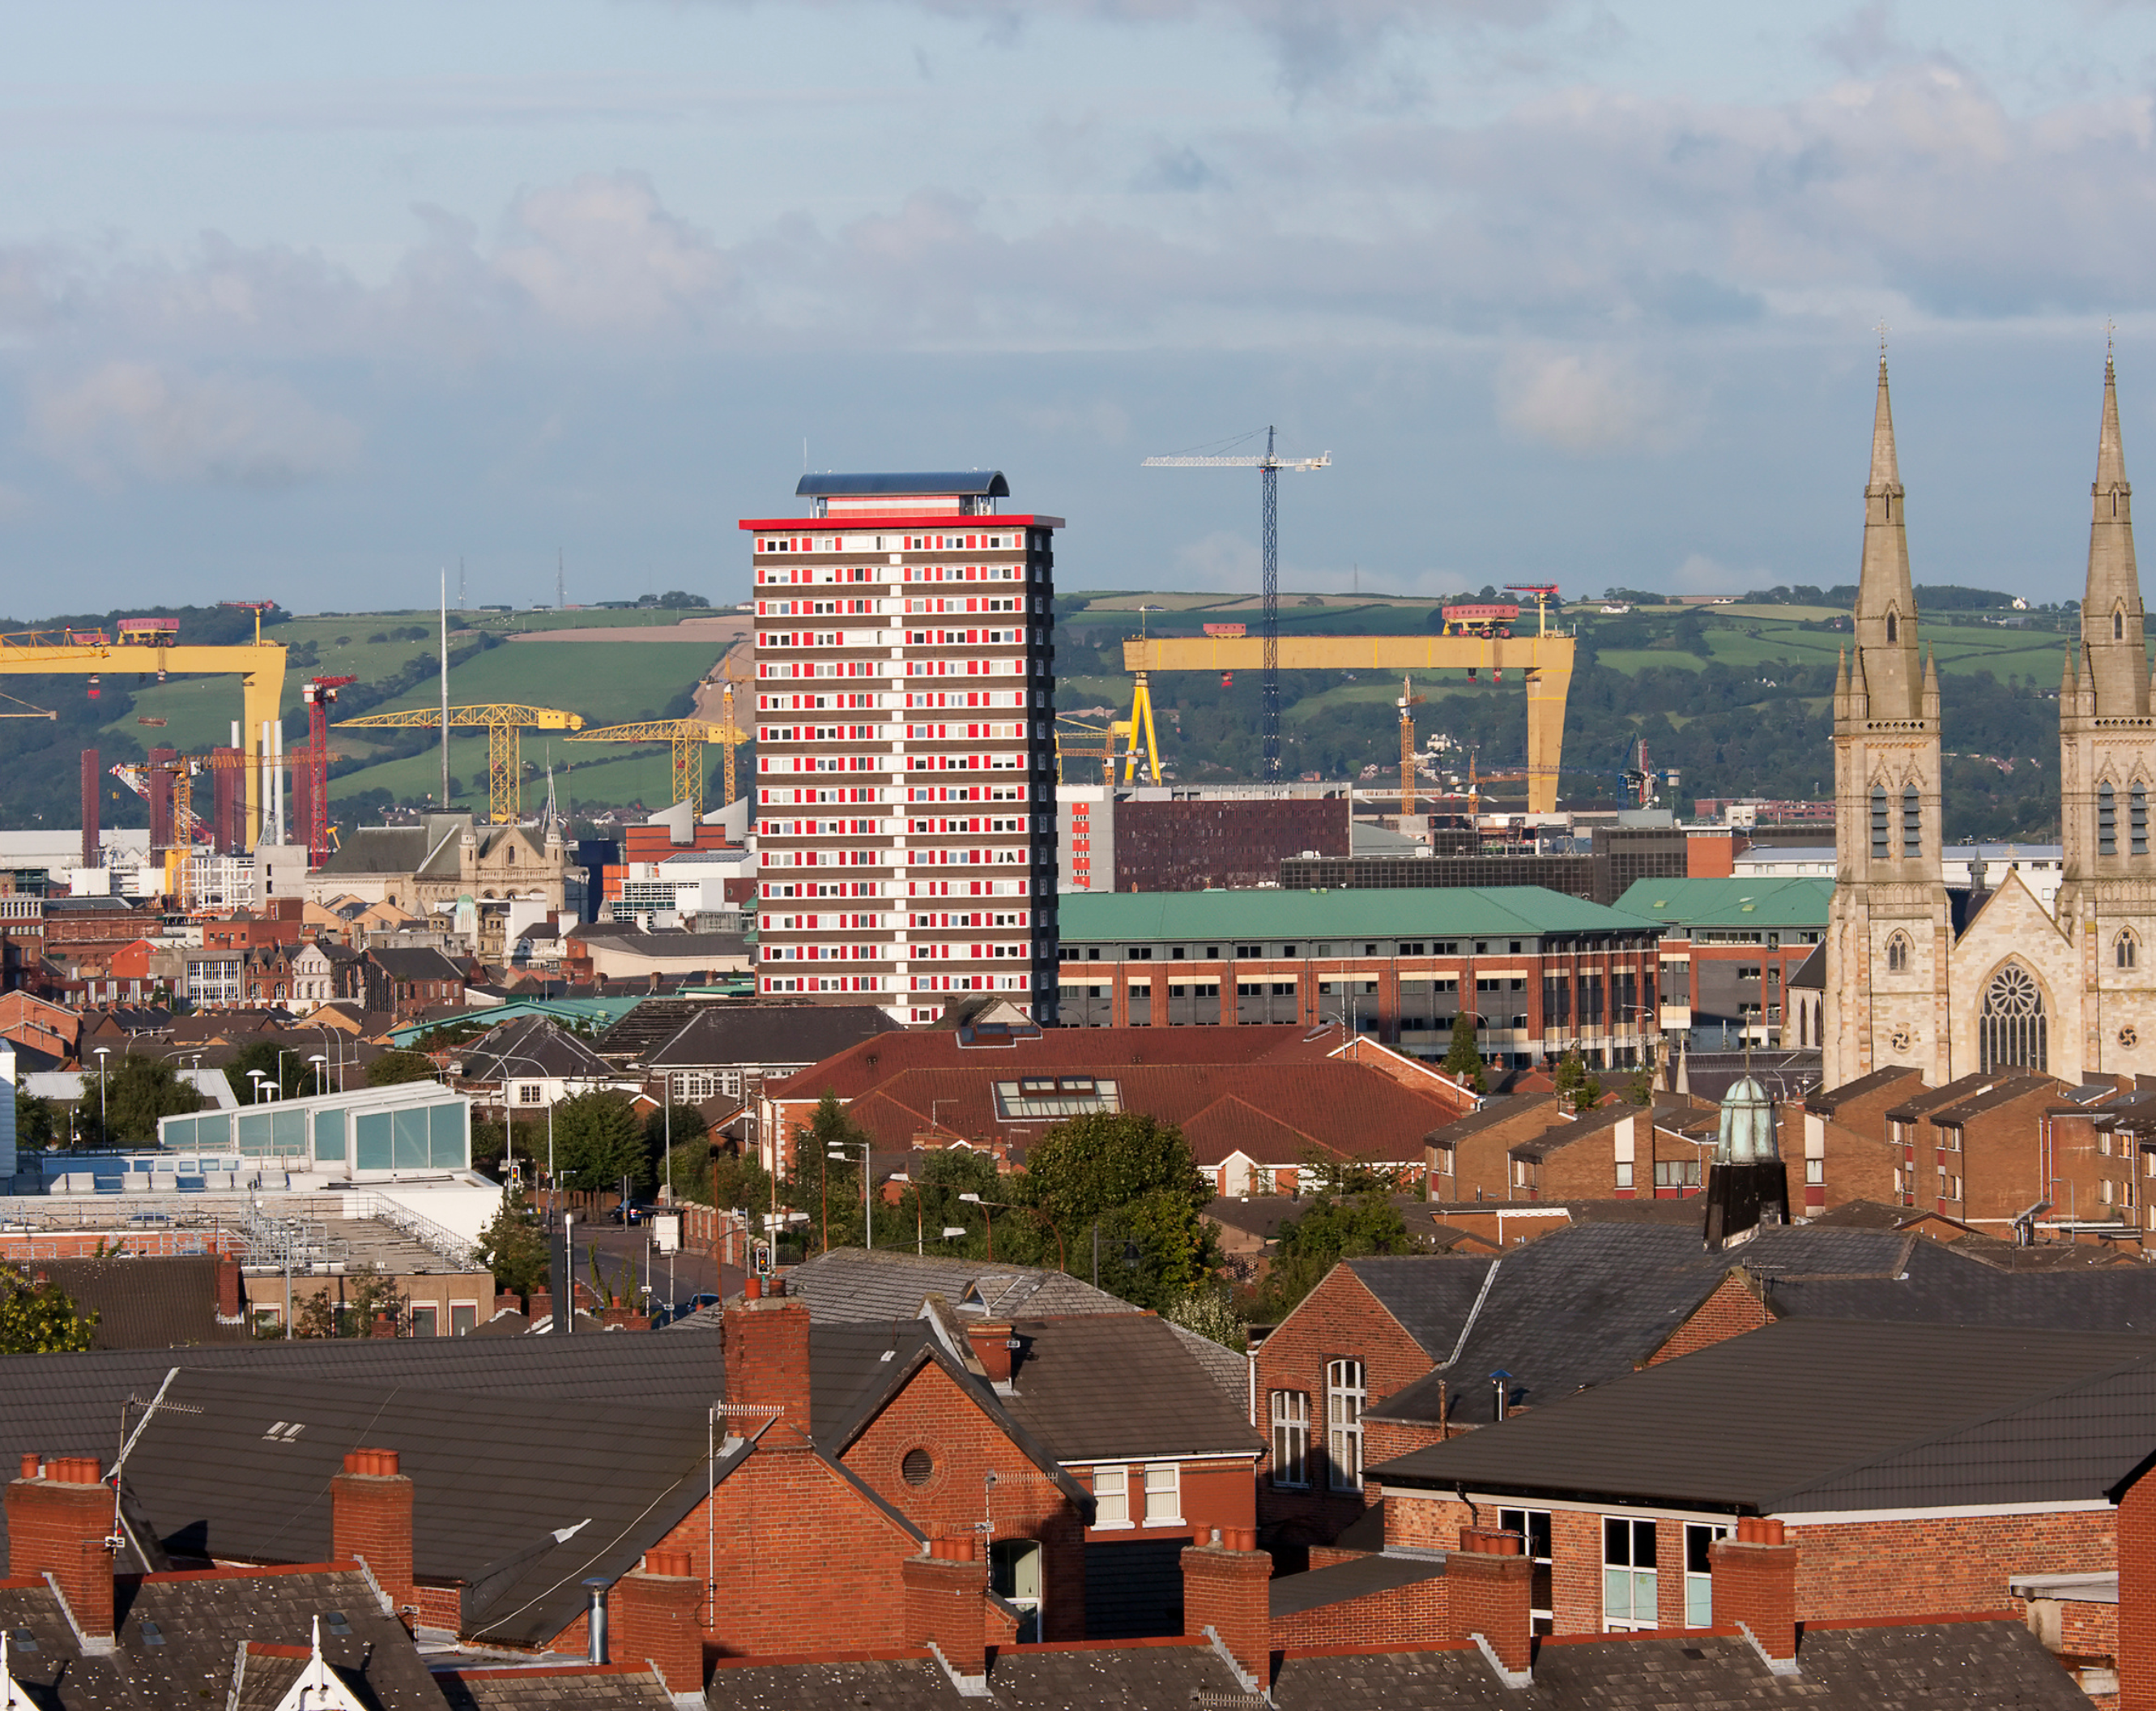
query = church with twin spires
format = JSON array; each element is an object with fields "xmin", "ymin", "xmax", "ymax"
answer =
[{"xmin": 1825, "ymin": 354, "xmax": 2156, "ymax": 1089}]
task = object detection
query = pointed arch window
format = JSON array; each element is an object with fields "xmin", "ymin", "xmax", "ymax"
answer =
[
  {"xmin": 2101, "ymin": 783, "xmax": 2118, "ymax": 856},
  {"xmin": 1979, "ymin": 963, "xmax": 2047, "ymax": 1074},
  {"xmin": 1870, "ymin": 787, "xmax": 1889, "ymax": 860},
  {"xmin": 1901, "ymin": 785, "xmax": 1920, "ymax": 859},
  {"xmin": 1885, "ymin": 932, "xmax": 1911, "ymax": 974},
  {"xmin": 1885, "ymin": 611, "xmax": 1898, "ymax": 644},
  {"xmin": 2135, "ymin": 783, "xmax": 2149, "ymax": 856},
  {"xmin": 2117, "ymin": 607, "xmax": 2128, "ymax": 641},
  {"xmin": 2119, "ymin": 931, "xmax": 2140, "ymax": 971}
]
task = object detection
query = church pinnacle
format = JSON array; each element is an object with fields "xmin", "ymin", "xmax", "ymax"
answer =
[
  {"xmin": 2081, "ymin": 352, "xmax": 2147, "ymax": 717},
  {"xmin": 1851, "ymin": 356, "xmax": 1922, "ymax": 721}
]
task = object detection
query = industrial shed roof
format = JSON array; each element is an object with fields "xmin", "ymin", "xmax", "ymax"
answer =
[{"xmin": 1613, "ymin": 876, "xmax": 1835, "ymax": 930}]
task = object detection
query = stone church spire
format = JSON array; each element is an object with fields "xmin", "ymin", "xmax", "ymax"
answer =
[
  {"xmin": 1852, "ymin": 357, "xmax": 1923, "ymax": 720},
  {"xmin": 2081, "ymin": 354, "xmax": 2146, "ymax": 717}
]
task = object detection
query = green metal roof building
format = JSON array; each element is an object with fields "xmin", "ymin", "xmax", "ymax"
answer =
[
  {"xmin": 1613, "ymin": 877, "xmax": 1834, "ymax": 936},
  {"xmin": 1058, "ymin": 886, "xmax": 1660, "ymax": 949}
]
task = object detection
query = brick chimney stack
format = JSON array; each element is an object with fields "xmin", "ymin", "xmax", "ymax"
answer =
[
  {"xmin": 332, "ymin": 1448, "xmax": 415, "ymax": 1623},
  {"xmin": 1444, "ymin": 1525, "xmax": 1532, "ymax": 1683},
  {"xmin": 1711, "ymin": 1517, "xmax": 1799, "ymax": 1673},
  {"xmin": 723, "ymin": 1289, "xmax": 813, "ymax": 1447},
  {"xmin": 611, "ymin": 1547, "xmax": 705, "ymax": 1697},
  {"xmin": 4, "ymin": 1454, "xmax": 116, "ymax": 1645},
  {"xmin": 215, "ymin": 1258, "xmax": 245, "ymax": 1323},
  {"xmin": 965, "ymin": 1321, "xmax": 1015, "ymax": 1386},
  {"xmin": 903, "ymin": 1532, "xmax": 986, "ymax": 1683},
  {"xmin": 1181, "ymin": 1527, "xmax": 1272, "ymax": 1690},
  {"xmin": 2123, "ymin": 1472, "xmax": 2156, "ymax": 1711}
]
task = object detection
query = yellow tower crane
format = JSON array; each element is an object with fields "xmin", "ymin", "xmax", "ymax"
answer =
[
  {"xmin": 334, "ymin": 704, "xmax": 584, "ymax": 824},
  {"xmin": 565, "ymin": 713, "xmax": 749, "ymax": 818},
  {"xmin": 1396, "ymin": 675, "xmax": 1425, "ymax": 818}
]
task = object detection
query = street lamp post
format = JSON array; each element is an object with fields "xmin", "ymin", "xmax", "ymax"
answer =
[
  {"xmin": 276, "ymin": 1048, "xmax": 295, "ymax": 1098},
  {"xmin": 827, "ymin": 1138, "xmax": 872, "ymax": 1252},
  {"xmin": 961, "ymin": 1193, "xmax": 1063, "ymax": 1272},
  {"xmin": 94, "ymin": 1048, "xmax": 109, "ymax": 1141},
  {"xmin": 308, "ymin": 1053, "xmax": 328, "ymax": 1096}
]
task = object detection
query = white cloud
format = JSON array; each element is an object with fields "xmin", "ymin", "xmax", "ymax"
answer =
[
  {"xmin": 1496, "ymin": 345, "xmax": 1682, "ymax": 454},
  {"xmin": 492, "ymin": 173, "xmax": 736, "ymax": 333},
  {"xmin": 28, "ymin": 361, "xmax": 362, "ymax": 489},
  {"xmin": 1172, "ymin": 527, "xmax": 1260, "ymax": 588}
]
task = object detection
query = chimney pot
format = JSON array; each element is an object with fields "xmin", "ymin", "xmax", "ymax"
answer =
[
  {"xmin": 18, "ymin": 1453, "xmax": 38, "ymax": 1480},
  {"xmin": 1181, "ymin": 1534, "xmax": 1272, "ymax": 1688},
  {"xmin": 965, "ymin": 1320, "xmax": 1016, "ymax": 1385},
  {"xmin": 744, "ymin": 1275, "xmax": 762, "ymax": 1300}
]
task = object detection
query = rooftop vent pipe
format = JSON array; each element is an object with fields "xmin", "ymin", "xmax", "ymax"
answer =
[{"xmin": 583, "ymin": 1577, "xmax": 610, "ymax": 1663}]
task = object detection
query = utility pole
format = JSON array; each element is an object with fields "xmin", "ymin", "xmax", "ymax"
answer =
[{"xmin": 438, "ymin": 570, "xmax": 451, "ymax": 809}]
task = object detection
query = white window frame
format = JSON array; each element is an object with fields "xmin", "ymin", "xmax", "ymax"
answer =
[
  {"xmin": 1684, "ymin": 1522, "xmax": 1728, "ymax": 1628},
  {"xmin": 1603, "ymin": 1516, "xmax": 1658, "ymax": 1632},
  {"xmin": 1092, "ymin": 1464, "xmax": 1129, "ymax": 1528},
  {"xmin": 1270, "ymin": 1390, "xmax": 1310, "ymax": 1490},
  {"xmin": 1327, "ymin": 1359, "xmax": 1366, "ymax": 1493},
  {"xmin": 1498, "ymin": 1507, "xmax": 1554, "ymax": 1635},
  {"xmin": 1142, "ymin": 1461, "xmax": 1182, "ymax": 1526}
]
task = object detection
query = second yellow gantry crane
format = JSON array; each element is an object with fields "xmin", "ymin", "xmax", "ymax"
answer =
[{"xmin": 335, "ymin": 703, "xmax": 583, "ymax": 824}]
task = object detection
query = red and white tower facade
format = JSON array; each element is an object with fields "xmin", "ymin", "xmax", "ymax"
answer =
[{"xmin": 745, "ymin": 471, "xmax": 1062, "ymax": 1024}]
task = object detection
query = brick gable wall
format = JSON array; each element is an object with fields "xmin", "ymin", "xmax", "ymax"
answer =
[
  {"xmin": 1255, "ymin": 1265, "xmax": 1440, "ymax": 1544},
  {"xmin": 837, "ymin": 1357, "xmax": 1088, "ymax": 1641},
  {"xmin": 1644, "ymin": 1270, "xmax": 1772, "ymax": 1366}
]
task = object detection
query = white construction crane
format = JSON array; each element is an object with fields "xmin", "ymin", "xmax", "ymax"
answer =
[{"xmin": 1143, "ymin": 427, "xmax": 1330, "ymax": 778}]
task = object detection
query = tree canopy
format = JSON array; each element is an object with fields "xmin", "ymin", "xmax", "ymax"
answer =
[
  {"xmin": 0, "ymin": 1263, "xmax": 97, "ymax": 1353},
  {"xmin": 1258, "ymin": 1191, "xmax": 1416, "ymax": 1319},
  {"xmin": 473, "ymin": 1186, "xmax": 549, "ymax": 1298},
  {"xmin": 365, "ymin": 1050, "xmax": 440, "ymax": 1087},
  {"xmin": 78, "ymin": 1056, "xmax": 202, "ymax": 1147},
  {"xmin": 550, "ymin": 1089, "xmax": 651, "ymax": 1194}
]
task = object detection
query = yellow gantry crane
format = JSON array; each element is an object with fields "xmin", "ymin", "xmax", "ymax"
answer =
[
  {"xmin": 0, "ymin": 624, "xmax": 287, "ymax": 843},
  {"xmin": 335, "ymin": 704, "xmax": 583, "ymax": 824}
]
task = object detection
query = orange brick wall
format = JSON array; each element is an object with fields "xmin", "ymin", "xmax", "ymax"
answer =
[
  {"xmin": 1271, "ymin": 1572, "xmax": 1448, "ymax": 1649},
  {"xmin": 1384, "ymin": 1488, "xmax": 2115, "ymax": 1638}
]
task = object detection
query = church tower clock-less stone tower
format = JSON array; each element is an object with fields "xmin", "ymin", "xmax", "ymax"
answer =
[
  {"xmin": 2056, "ymin": 355, "xmax": 2156, "ymax": 1074},
  {"xmin": 1824, "ymin": 357, "xmax": 1953, "ymax": 1086}
]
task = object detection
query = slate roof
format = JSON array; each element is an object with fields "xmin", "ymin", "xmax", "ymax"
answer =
[
  {"xmin": 701, "ymin": 1619, "xmax": 2089, "ymax": 1709},
  {"xmin": 1342, "ymin": 1256, "xmax": 1498, "ymax": 1360},
  {"xmin": 999, "ymin": 1315, "xmax": 1262, "ymax": 1462},
  {"xmin": 731, "ymin": 1248, "xmax": 1250, "ymax": 1408},
  {"xmin": 0, "ymin": 1564, "xmax": 444, "ymax": 1711},
  {"xmin": 434, "ymin": 1665, "xmax": 672, "ymax": 1711},
  {"xmin": 1802, "ymin": 1064, "xmax": 1926, "ymax": 1116},
  {"xmin": 369, "ymin": 947, "xmax": 470, "ymax": 983},
  {"xmin": 1369, "ymin": 1317, "xmax": 2156, "ymax": 1513},
  {"xmin": 643, "ymin": 1004, "xmax": 903, "ymax": 1070},
  {"xmin": 31, "ymin": 1256, "xmax": 249, "ymax": 1350},
  {"xmin": 453, "ymin": 1014, "xmax": 616, "ymax": 1082},
  {"xmin": 1359, "ymin": 1222, "xmax": 1934, "ymax": 1428}
]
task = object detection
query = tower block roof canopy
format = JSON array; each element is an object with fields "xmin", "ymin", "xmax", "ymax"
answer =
[{"xmin": 794, "ymin": 470, "xmax": 1012, "ymax": 516}]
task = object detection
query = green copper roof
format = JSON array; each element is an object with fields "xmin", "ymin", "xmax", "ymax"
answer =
[
  {"xmin": 1614, "ymin": 876, "xmax": 1835, "ymax": 929},
  {"xmin": 1058, "ymin": 885, "xmax": 1661, "ymax": 942}
]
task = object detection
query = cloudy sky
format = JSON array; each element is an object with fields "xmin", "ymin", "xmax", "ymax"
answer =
[{"xmin": 4, "ymin": 0, "xmax": 2155, "ymax": 612}]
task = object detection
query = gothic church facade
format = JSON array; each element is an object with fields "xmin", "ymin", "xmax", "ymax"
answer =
[{"xmin": 1825, "ymin": 356, "xmax": 2156, "ymax": 1090}]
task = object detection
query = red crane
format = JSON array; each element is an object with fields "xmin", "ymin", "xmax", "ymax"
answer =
[{"xmin": 300, "ymin": 676, "xmax": 356, "ymax": 868}]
